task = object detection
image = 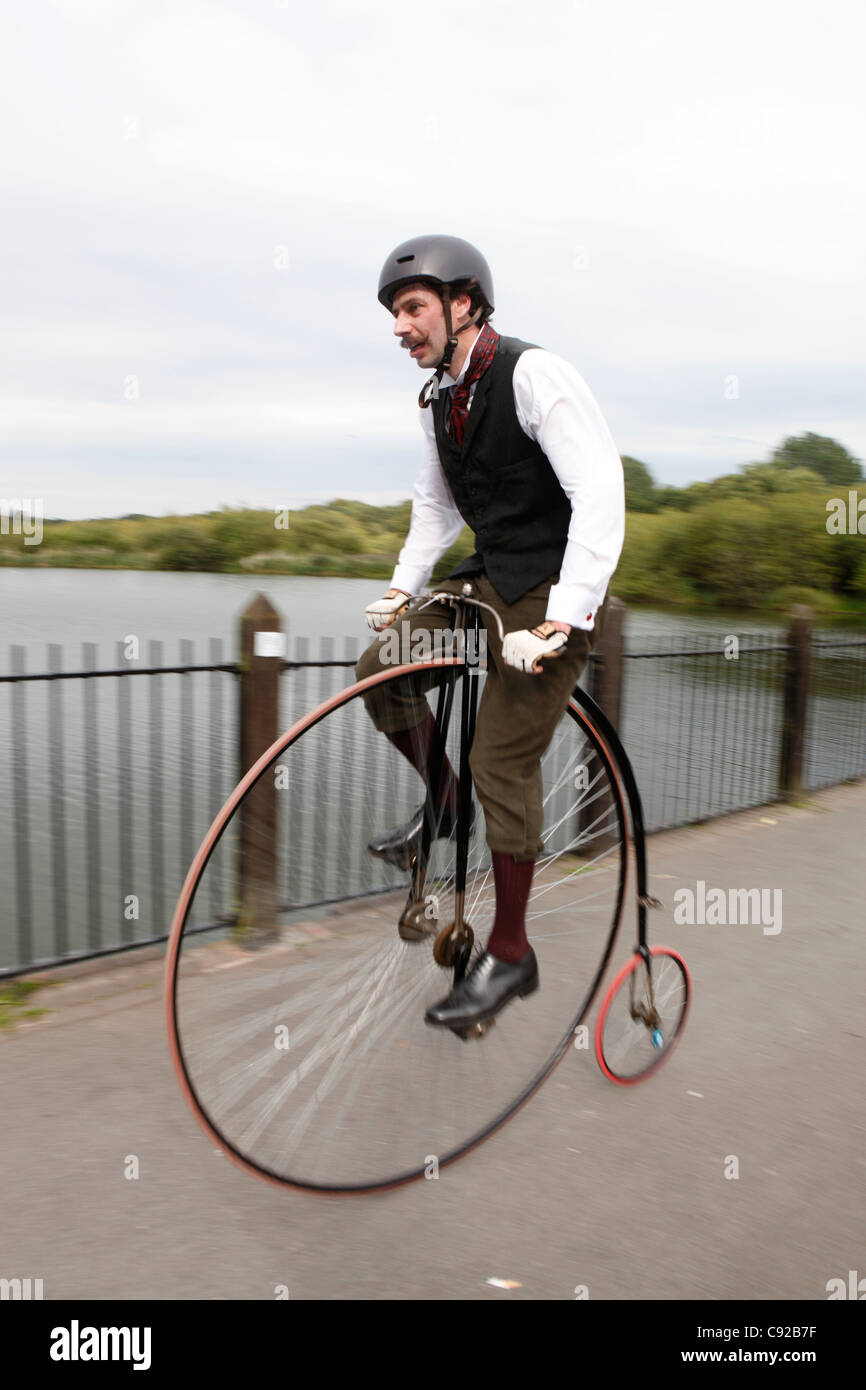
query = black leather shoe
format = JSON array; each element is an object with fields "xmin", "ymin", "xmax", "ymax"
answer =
[
  {"xmin": 366, "ymin": 801, "xmax": 473, "ymax": 872},
  {"xmin": 425, "ymin": 949, "xmax": 539, "ymax": 1029}
]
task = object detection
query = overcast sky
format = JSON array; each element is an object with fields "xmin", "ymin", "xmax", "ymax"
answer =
[{"xmin": 1, "ymin": 0, "xmax": 864, "ymax": 519}]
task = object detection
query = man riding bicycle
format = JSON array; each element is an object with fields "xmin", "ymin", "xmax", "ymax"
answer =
[{"xmin": 356, "ymin": 233, "xmax": 624, "ymax": 1032}]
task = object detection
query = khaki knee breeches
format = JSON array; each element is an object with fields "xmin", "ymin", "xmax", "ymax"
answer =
[{"xmin": 355, "ymin": 574, "xmax": 609, "ymax": 861}]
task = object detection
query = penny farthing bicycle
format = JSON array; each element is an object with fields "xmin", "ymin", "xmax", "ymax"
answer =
[{"xmin": 165, "ymin": 588, "xmax": 690, "ymax": 1194}]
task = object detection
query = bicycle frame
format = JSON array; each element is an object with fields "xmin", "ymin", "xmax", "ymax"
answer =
[
  {"xmin": 568, "ymin": 683, "xmax": 658, "ymax": 958},
  {"xmin": 409, "ymin": 592, "xmax": 657, "ymax": 970}
]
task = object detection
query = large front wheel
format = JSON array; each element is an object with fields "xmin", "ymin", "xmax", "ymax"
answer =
[{"xmin": 165, "ymin": 660, "xmax": 629, "ymax": 1193}]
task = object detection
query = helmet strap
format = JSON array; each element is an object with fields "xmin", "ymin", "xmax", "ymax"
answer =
[{"xmin": 418, "ymin": 282, "xmax": 484, "ymax": 409}]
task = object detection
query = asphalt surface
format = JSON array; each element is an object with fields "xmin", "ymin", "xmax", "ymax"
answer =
[{"xmin": 2, "ymin": 781, "xmax": 865, "ymax": 1301}]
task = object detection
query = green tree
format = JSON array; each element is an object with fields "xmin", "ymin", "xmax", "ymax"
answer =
[
  {"xmin": 851, "ymin": 549, "xmax": 866, "ymax": 598},
  {"xmin": 653, "ymin": 484, "xmax": 693, "ymax": 511},
  {"xmin": 611, "ymin": 510, "xmax": 699, "ymax": 604},
  {"xmin": 738, "ymin": 462, "xmax": 825, "ymax": 496},
  {"xmin": 286, "ymin": 509, "xmax": 366, "ymax": 554},
  {"xmin": 152, "ymin": 521, "xmax": 226, "ymax": 571},
  {"xmin": 209, "ymin": 508, "xmax": 279, "ymax": 562},
  {"xmin": 675, "ymin": 498, "xmax": 790, "ymax": 609},
  {"xmin": 771, "ymin": 433, "xmax": 863, "ymax": 487},
  {"xmin": 621, "ymin": 456, "xmax": 658, "ymax": 512}
]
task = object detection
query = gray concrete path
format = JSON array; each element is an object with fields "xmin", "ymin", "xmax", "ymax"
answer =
[{"xmin": 2, "ymin": 782, "xmax": 864, "ymax": 1301}]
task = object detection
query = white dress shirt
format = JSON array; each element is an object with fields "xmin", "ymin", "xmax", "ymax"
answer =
[{"xmin": 390, "ymin": 331, "xmax": 625, "ymax": 630}]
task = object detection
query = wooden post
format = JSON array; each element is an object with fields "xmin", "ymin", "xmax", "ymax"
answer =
[
  {"xmin": 590, "ymin": 597, "xmax": 625, "ymax": 733},
  {"xmin": 238, "ymin": 594, "xmax": 283, "ymax": 944},
  {"xmin": 779, "ymin": 605, "xmax": 812, "ymax": 802},
  {"xmin": 579, "ymin": 597, "xmax": 625, "ymax": 853}
]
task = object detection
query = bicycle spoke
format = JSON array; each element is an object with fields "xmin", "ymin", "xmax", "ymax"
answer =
[{"xmin": 596, "ymin": 949, "xmax": 690, "ymax": 1084}]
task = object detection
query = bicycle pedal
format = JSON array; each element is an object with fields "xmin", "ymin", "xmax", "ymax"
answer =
[
  {"xmin": 451, "ymin": 1018, "xmax": 496, "ymax": 1042},
  {"xmin": 398, "ymin": 899, "xmax": 437, "ymax": 942},
  {"xmin": 433, "ymin": 919, "xmax": 475, "ymax": 967},
  {"xmin": 366, "ymin": 844, "xmax": 414, "ymax": 873}
]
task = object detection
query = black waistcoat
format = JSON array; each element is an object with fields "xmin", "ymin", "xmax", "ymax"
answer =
[{"xmin": 432, "ymin": 335, "xmax": 572, "ymax": 605}]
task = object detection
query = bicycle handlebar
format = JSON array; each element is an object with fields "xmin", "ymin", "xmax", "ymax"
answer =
[{"xmin": 413, "ymin": 587, "xmax": 506, "ymax": 644}]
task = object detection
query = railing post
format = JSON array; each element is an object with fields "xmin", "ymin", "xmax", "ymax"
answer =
[
  {"xmin": 590, "ymin": 596, "xmax": 625, "ymax": 732},
  {"xmin": 10, "ymin": 646, "xmax": 32, "ymax": 972},
  {"xmin": 579, "ymin": 597, "xmax": 625, "ymax": 852},
  {"xmin": 779, "ymin": 605, "xmax": 813, "ymax": 802},
  {"xmin": 238, "ymin": 594, "xmax": 283, "ymax": 944}
]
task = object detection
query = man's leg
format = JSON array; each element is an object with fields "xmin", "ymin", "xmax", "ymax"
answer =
[
  {"xmin": 382, "ymin": 717, "xmax": 457, "ymax": 817},
  {"xmin": 354, "ymin": 584, "xmax": 465, "ymax": 866},
  {"xmin": 426, "ymin": 577, "xmax": 610, "ymax": 1027},
  {"xmin": 474, "ymin": 578, "xmax": 609, "ymax": 950}
]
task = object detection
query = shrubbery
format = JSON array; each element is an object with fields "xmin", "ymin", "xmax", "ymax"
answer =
[{"xmin": 1, "ymin": 433, "xmax": 863, "ymax": 616}]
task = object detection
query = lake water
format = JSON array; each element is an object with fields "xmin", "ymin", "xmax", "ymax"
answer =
[{"xmin": 0, "ymin": 567, "xmax": 809, "ymax": 667}]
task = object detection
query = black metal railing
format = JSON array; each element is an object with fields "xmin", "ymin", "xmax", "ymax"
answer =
[
  {"xmin": 2, "ymin": 619, "xmax": 864, "ymax": 977},
  {"xmin": 804, "ymin": 637, "xmax": 866, "ymax": 788},
  {"xmin": 618, "ymin": 635, "xmax": 790, "ymax": 831},
  {"xmin": 1, "ymin": 641, "xmax": 239, "ymax": 977}
]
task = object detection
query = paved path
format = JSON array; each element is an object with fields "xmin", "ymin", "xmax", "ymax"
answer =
[{"xmin": 2, "ymin": 782, "xmax": 864, "ymax": 1301}]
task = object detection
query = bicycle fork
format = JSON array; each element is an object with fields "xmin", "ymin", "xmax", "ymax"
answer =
[
  {"xmin": 397, "ymin": 597, "xmax": 482, "ymax": 983},
  {"xmin": 434, "ymin": 607, "xmax": 481, "ymax": 982}
]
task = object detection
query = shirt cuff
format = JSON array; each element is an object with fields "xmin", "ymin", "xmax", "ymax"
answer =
[
  {"xmin": 390, "ymin": 563, "xmax": 430, "ymax": 599},
  {"xmin": 545, "ymin": 581, "xmax": 604, "ymax": 630}
]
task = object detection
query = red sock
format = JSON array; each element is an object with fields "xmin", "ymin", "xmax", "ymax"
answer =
[
  {"xmin": 486, "ymin": 852, "xmax": 535, "ymax": 963},
  {"xmin": 386, "ymin": 714, "xmax": 458, "ymax": 815}
]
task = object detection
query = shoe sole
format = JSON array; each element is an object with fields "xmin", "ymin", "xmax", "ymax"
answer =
[{"xmin": 366, "ymin": 817, "xmax": 476, "ymax": 876}]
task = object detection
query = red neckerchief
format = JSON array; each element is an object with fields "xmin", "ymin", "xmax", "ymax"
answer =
[{"xmin": 447, "ymin": 323, "xmax": 499, "ymax": 445}]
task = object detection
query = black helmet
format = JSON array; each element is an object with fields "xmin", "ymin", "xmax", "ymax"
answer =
[
  {"xmin": 378, "ymin": 234, "xmax": 495, "ymax": 406},
  {"xmin": 378, "ymin": 234, "xmax": 495, "ymax": 315}
]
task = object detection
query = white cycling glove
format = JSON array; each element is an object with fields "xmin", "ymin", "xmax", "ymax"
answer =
[
  {"xmin": 501, "ymin": 621, "xmax": 568, "ymax": 673},
  {"xmin": 365, "ymin": 590, "xmax": 410, "ymax": 633}
]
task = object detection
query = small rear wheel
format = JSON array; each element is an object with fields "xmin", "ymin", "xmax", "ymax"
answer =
[{"xmin": 595, "ymin": 946, "xmax": 690, "ymax": 1085}]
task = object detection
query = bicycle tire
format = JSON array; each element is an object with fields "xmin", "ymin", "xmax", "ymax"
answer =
[
  {"xmin": 595, "ymin": 946, "xmax": 691, "ymax": 1085},
  {"xmin": 165, "ymin": 657, "xmax": 630, "ymax": 1193}
]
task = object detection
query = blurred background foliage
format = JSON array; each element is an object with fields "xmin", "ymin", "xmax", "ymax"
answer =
[{"xmin": 2, "ymin": 432, "xmax": 864, "ymax": 613}]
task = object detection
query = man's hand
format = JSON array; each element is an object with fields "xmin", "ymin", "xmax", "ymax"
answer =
[
  {"xmin": 365, "ymin": 588, "xmax": 411, "ymax": 632},
  {"xmin": 502, "ymin": 620, "xmax": 570, "ymax": 674}
]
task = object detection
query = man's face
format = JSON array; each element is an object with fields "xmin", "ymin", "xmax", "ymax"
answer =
[{"xmin": 390, "ymin": 283, "xmax": 471, "ymax": 370}]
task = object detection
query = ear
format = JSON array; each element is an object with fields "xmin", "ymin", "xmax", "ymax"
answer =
[{"xmin": 450, "ymin": 290, "xmax": 473, "ymax": 323}]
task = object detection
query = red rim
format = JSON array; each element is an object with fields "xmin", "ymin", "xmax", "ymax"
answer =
[{"xmin": 595, "ymin": 946, "xmax": 691, "ymax": 1087}]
